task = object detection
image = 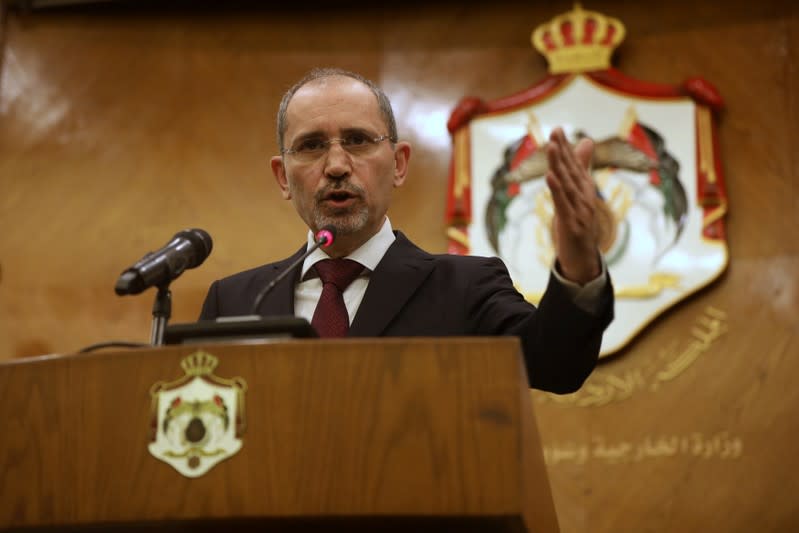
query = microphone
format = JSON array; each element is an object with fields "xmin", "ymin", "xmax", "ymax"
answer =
[
  {"xmin": 249, "ymin": 225, "xmax": 336, "ymax": 315},
  {"xmin": 115, "ymin": 228, "xmax": 213, "ymax": 295}
]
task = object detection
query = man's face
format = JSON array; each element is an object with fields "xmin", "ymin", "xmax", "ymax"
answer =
[{"xmin": 271, "ymin": 77, "xmax": 410, "ymax": 251}]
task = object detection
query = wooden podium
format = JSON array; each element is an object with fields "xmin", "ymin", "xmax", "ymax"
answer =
[{"xmin": 0, "ymin": 338, "xmax": 559, "ymax": 532}]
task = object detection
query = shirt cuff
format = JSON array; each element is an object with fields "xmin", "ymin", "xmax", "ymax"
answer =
[{"xmin": 551, "ymin": 256, "xmax": 608, "ymax": 315}]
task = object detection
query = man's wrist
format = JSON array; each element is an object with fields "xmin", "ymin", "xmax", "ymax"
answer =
[
  {"xmin": 552, "ymin": 255, "xmax": 608, "ymax": 315},
  {"xmin": 555, "ymin": 256, "xmax": 602, "ymax": 286}
]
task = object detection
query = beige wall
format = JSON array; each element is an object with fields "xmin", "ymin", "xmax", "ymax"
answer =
[{"xmin": 1, "ymin": 1, "xmax": 797, "ymax": 531}]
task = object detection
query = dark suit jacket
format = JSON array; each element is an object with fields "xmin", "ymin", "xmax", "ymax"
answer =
[{"xmin": 199, "ymin": 231, "xmax": 614, "ymax": 393}]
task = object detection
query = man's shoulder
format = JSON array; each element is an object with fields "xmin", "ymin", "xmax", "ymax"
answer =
[
  {"xmin": 211, "ymin": 247, "xmax": 304, "ymax": 289},
  {"xmin": 390, "ymin": 231, "xmax": 507, "ymax": 271},
  {"xmin": 393, "ymin": 230, "xmax": 497, "ymax": 257},
  {"xmin": 215, "ymin": 262, "xmax": 277, "ymax": 285}
]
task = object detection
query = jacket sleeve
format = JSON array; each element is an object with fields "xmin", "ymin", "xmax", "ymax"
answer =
[{"xmin": 466, "ymin": 257, "xmax": 614, "ymax": 393}]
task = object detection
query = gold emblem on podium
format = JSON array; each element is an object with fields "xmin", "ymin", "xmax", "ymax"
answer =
[{"xmin": 148, "ymin": 351, "xmax": 247, "ymax": 478}]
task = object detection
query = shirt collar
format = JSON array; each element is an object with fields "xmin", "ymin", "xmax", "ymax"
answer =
[{"xmin": 300, "ymin": 218, "xmax": 396, "ymax": 279}]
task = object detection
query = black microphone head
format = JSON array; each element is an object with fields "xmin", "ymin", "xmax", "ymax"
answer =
[
  {"xmin": 114, "ymin": 270, "xmax": 143, "ymax": 296},
  {"xmin": 177, "ymin": 228, "xmax": 213, "ymax": 268},
  {"xmin": 315, "ymin": 225, "xmax": 337, "ymax": 248},
  {"xmin": 114, "ymin": 228, "xmax": 213, "ymax": 296}
]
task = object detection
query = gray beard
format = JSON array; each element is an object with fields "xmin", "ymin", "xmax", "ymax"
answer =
[
  {"xmin": 312, "ymin": 204, "xmax": 369, "ymax": 236},
  {"xmin": 291, "ymin": 178, "xmax": 370, "ymax": 236}
]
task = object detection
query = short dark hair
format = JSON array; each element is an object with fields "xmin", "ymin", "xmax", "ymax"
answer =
[{"xmin": 276, "ymin": 67, "xmax": 398, "ymax": 151}]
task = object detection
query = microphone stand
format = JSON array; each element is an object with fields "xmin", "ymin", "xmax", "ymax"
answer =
[
  {"xmin": 249, "ymin": 228, "xmax": 334, "ymax": 315},
  {"xmin": 150, "ymin": 284, "xmax": 172, "ymax": 346}
]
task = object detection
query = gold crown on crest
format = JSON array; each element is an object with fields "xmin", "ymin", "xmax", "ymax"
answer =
[
  {"xmin": 532, "ymin": 3, "xmax": 626, "ymax": 74},
  {"xmin": 181, "ymin": 351, "xmax": 219, "ymax": 377}
]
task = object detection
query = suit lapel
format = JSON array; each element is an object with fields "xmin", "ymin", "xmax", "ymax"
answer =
[
  {"xmin": 256, "ymin": 245, "xmax": 306, "ymax": 317},
  {"xmin": 349, "ymin": 232, "xmax": 436, "ymax": 336}
]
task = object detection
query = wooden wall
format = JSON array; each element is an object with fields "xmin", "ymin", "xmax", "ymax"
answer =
[{"xmin": 0, "ymin": 1, "xmax": 797, "ymax": 531}]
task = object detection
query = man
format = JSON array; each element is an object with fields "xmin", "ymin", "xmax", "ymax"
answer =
[{"xmin": 199, "ymin": 67, "xmax": 613, "ymax": 393}]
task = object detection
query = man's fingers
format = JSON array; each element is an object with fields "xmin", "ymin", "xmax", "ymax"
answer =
[
  {"xmin": 546, "ymin": 169, "xmax": 574, "ymax": 221},
  {"xmin": 573, "ymin": 137, "xmax": 596, "ymax": 198},
  {"xmin": 546, "ymin": 129, "xmax": 598, "ymax": 234},
  {"xmin": 547, "ymin": 130, "xmax": 583, "ymax": 204},
  {"xmin": 549, "ymin": 129, "xmax": 596, "ymax": 199},
  {"xmin": 574, "ymin": 137, "xmax": 594, "ymax": 173}
]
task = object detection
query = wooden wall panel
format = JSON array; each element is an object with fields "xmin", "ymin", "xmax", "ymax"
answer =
[{"xmin": 0, "ymin": 1, "xmax": 797, "ymax": 532}]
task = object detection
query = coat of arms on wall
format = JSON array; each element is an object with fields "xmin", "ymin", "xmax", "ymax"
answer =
[
  {"xmin": 445, "ymin": 3, "xmax": 728, "ymax": 356},
  {"xmin": 148, "ymin": 351, "xmax": 247, "ymax": 477}
]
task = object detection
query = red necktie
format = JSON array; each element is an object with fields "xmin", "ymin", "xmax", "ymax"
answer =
[{"xmin": 311, "ymin": 259, "xmax": 364, "ymax": 338}]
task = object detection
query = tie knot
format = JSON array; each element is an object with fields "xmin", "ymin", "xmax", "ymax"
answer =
[{"xmin": 314, "ymin": 259, "xmax": 363, "ymax": 291}]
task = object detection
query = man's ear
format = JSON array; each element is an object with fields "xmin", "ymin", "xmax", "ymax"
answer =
[
  {"xmin": 392, "ymin": 141, "xmax": 412, "ymax": 187},
  {"xmin": 271, "ymin": 156, "xmax": 291, "ymax": 199}
]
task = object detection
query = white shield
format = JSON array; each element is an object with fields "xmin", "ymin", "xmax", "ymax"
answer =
[
  {"xmin": 459, "ymin": 74, "xmax": 728, "ymax": 356},
  {"xmin": 148, "ymin": 352, "xmax": 246, "ymax": 477}
]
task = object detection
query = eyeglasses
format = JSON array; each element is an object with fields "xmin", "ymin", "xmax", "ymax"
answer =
[{"xmin": 282, "ymin": 132, "xmax": 394, "ymax": 162}]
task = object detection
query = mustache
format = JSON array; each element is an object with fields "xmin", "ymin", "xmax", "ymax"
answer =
[{"xmin": 314, "ymin": 182, "xmax": 365, "ymax": 201}]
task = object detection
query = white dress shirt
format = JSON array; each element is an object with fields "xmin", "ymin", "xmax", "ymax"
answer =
[{"xmin": 295, "ymin": 218, "xmax": 396, "ymax": 325}]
